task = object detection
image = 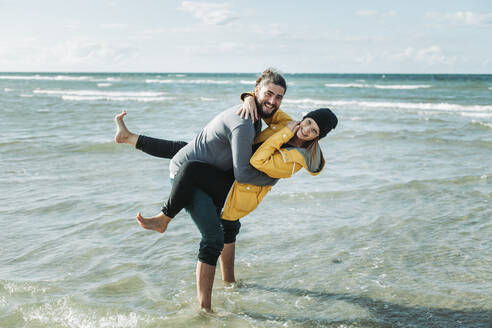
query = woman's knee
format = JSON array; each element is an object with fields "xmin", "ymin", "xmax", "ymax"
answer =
[{"xmin": 221, "ymin": 219, "xmax": 241, "ymax": 244}]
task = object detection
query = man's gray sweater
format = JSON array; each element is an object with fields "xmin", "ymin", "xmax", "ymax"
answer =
[{"xmin": 169, "ymin": 106, "xmax": 277, "ymax": 187}]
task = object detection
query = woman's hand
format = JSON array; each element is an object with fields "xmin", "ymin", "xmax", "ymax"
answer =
[
  {"xmin": 237, "ymin": 95, "xmax": 258, "ymax": 122},
  {"xmin": 286, "ymin": 120, "xmax": 300, "ymax": 134}
]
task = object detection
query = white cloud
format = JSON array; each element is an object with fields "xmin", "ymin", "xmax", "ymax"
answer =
[
  {"xmin": 178, "ymin": 1, "xmax": 236, "ymax": 25},
  {"xmin": 101, "ymin": 23, "xmax": 128, "ymax": 29},
  {"xmin": 63, "ymin": 19, "xmax": 81, "ymax": 30},
  {"xmin": 388, "ymin": 46, "xmax": 456, "ymax": 66},
  {"xmin": 355, "ymin": 10, "xmax": 396, "ymax": 18},
  {"xmin": 425, "ymin": 11, "xmax": 492, "ymax": 26},
  {"xmin": 355, "ymin": 53, "xmax": 375, "ymax": 64},
  {"xmin": 0, "ymin": 40, "xmax": 139, "ymax": 69}
]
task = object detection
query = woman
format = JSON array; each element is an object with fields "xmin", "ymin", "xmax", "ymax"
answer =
[{"xmin": 114, "ymin": 93, "xmax": 338, "ymax": 232}]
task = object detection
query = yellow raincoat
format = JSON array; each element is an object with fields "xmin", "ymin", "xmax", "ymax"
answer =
[{"xmin": 221, "ymin": 107, "xmax": 325, "ymax": 221}]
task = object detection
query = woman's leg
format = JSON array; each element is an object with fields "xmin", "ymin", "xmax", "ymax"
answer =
[
  {"xmin": 114, "ymin": 111, "xmax": 139, "ymax": 146},
  {"xmin": 162, "ymin": 161, "xmax": 234, "ymax": 218},
  {"xmin": 114, "ymin": 110, "xmax": 187, "ymax": 158},
  {"xmin": 136, "ymin": 135, "xmax": 187, "ymax": 159}
]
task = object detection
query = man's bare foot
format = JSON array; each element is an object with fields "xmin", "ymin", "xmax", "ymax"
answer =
[
  {"xmin": 136, "ymin": 212, "xmax": 172, "ymax": 233},
  {"xmin": 114, "ymin": 111, "xmax": 138, "ymax": 146}
]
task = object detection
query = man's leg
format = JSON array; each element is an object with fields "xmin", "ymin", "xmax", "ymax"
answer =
[
  {"xmin": 185, "ymin": 188, "xmax": 224, "ymax": 312},
  {"xmin": 220, "ymin": 219, "xmax": 241, "ymax": 283},
  {"xmin": 220, "ymin": 243, "xmax": 236, "ymax": 283},
  {"xmin": 196, "ymin": 261, "xmax": 215, "ymax": 310}
]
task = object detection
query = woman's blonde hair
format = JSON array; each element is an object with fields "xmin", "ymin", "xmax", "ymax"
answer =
[{"xmin": 304, "ymin": 138, "xmax": 320, "ymax": 166}]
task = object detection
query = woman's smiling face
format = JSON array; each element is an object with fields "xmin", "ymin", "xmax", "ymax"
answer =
[{"xmin": 296, "ymin": 117, "xmax": 320, "ymax": 141}]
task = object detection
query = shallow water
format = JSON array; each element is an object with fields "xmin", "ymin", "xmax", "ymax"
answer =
[{"xmin": 1, "ymin": 73, "xmax": 491, "ymax": 327}]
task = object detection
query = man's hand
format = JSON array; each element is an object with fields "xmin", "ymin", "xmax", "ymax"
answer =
[
  {"xmin": 286, "ymin": 120, "xmax": 300, "ymax": 135},
  {"xmin": 237, "ymin": 95, "xmax": 258, "ymax": 122}
]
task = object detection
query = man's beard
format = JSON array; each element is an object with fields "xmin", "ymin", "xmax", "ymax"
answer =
[{"xmin": 255, "ymin": 98, "xmax": 278, "ymax": 119}]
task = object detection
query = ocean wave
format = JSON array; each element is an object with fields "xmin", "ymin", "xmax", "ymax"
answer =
[
  {"xmin": 324, "ymin": 83, "xmax": 368, "ymax": 88},
  {"xmin": 102, "ymin": 77, "xmax": 121, "ymax": 82},
  {"xmin": 284, "ymin": 98, "xmax": 492, "ymax": 113},
  {"xmin": 240, "ymin": 80, "xmax": 255, "ymax": 85},
  {"xmin": 325, "ymin": 83, "xmax": 432, "ymax": 90},
  {"xmin": 0, "ymin": 75, "xmax": 123, "ymax": 82},
  {"xmin": 271, "ymin": 174, "xmax": 490, "ymax": 200},
  {"xmin": 32, "ymin": 89, "xmax": 173, "ymax": 102},
  {"xmin": 146, "ymin": 79, "xmax": 234, "ymax": 85},
  {"xmin": 33, "ymin": 89, "xmax": 166, "ymax": 97},
  {"xmin": 4, "ymin": 88, "xmax": 14, "ymax": 92},
  {"xmin": 373, "ymin": 84, "xmax": 432, "ymax": 90},
  {"xmin": 97, "ymin": 83, "xmax": 112, "ymax": 87},
  {"xmin": 460, "ymin": 112, "xmax": 492, "ymax": 118},
  {"xmin": 61, "ymin": 95, "xmax": 173, "ymax": 102},
  {"xmin": 0, "ymin": 75, "xmax": 92, "ymax": 81},
  {"xmin": 145, "ymin": 79, "xmax": 174, "ymax": 84},
  {"xmin": 470, "ymin": 120, "xmax": 492, "ymax": 129},
  {"xmin": 22, "ymin": 297, "xmax": 154, "ymax": 328}
]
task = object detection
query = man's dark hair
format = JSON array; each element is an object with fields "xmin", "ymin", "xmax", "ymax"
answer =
[{"xmin": 255, "ymin": 68, "xmax": 287, "ymax": 92}]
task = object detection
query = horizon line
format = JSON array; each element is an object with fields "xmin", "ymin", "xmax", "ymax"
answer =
[{"xmin": 1, "ymin": 71, "xmax": 491, "ymax": 75}]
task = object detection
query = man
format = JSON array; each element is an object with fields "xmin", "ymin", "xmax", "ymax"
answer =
[{"xmin": 137, "ymin": 68, "xmax": 287, "ymax": 311}]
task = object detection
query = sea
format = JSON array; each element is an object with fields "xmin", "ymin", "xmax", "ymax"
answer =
[{"xmin": 1, "ymin": 72, "xmax": 491, "ymax": 328}]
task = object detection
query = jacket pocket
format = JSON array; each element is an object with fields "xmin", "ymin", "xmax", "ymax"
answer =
[
  {"xmin": 233, "ymin": 183, "xmax": 263, "ymax": 211},
  {"xmin": 222, "ymin": 182, "xmax": 272, "ymax": 221}
]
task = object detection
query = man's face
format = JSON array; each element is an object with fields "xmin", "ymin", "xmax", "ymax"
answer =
[{"xmin": 255, "ymin": 82, "xmax": 285, "ymax": 118}]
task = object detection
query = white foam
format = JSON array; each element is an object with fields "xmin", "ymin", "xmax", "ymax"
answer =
[
  {"xmin": 373, "ymin": 84, "xmax": 431, "ymax": 89},
  {"xmin": 324, "ymin": 83, "xmax": 431, "ymax": 89},
  {"xmin": 461, "ymin": 112, "xmax": 492, "ymax": 118},
  {"xmin": 97, "ymin": 83, "xmax": 112, "ymax": 87},
  {"xmin": 34, "ymin": 89, "xmax": 166, "ymax": 97},
  {"xmin": 146, "ymin": 79, "xmax": 233, "ymax": 85},
  {"xmin": 325, "ymin": 83, "xmax": 368, "ymax": 88},
  {"xmin": 20, "ymin": 94, "xmax": 34, "ymax": 97},
  {"xmin": 489, "ymin": 87, "xmax": 492, "ymax": 90},
  {"xmin": 284, "ymin": 98, "xmax": 492, "ymax": 114},
  {"xmin": 4, "ymin": 281, "xmax": 47, "ymax": 295},
  {"xmin": 145, "ymin": 79, "xmax": 173, "ymax": 84},
  {"xmin": 284, "ymin": 98, "xmax": 332, "ymax": 106},
  {"xmin": 472, "ymin": 121, "xmax": 492, "ymax": 129},
  {"xmin": 200, "ymin": 97, "xmax": 216, "ymax": 101},
  {"xmin": 61, "ymin": 95, "xmax": 173, "ymax": 102},
  {"xmin": 0, "ymin": 75, "xmax": 91, "ymax": 81},
  {"xmin": 32, "ymin": 89, "xmax": 172, "ymax": 102},
  {"xmin": 23, "ymin": 298, "xmax": 157, "ymax": 328},
  {"xmin": 240, "ymin": 80, "xmax": 255, "ymax": 85},
  {"xmin": 0, "ymin": 75, "xmax": 123, "ymax": 83},
  {"xmin": 4, "ymin": 88, "xmax": 14, "ymax": 92}
]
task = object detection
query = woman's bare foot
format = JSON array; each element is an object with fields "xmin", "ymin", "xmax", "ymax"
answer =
[
  {"xmin": 114, "ymin": 111, "xmax": 138, "ymax": 146},
  {"xmin": 136, "ymin": 212, "xmax": 172, "ymax": 233}
]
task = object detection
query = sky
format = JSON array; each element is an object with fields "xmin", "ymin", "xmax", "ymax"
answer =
[{"xmin": 0, "ymin": 0, "xmax": 491, "ymax": 73}]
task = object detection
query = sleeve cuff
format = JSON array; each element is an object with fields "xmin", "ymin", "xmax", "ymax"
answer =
[{"xmin": 240, "ymin": 91, "xmax": 255, "ymax": 101}]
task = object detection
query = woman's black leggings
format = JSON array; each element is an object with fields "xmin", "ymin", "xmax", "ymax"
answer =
[{"xmin": 136, "ymin": 135, "xmax": 239, "ymax": 244}]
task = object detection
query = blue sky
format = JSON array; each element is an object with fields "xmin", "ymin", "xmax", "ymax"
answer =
[{"xmin": 0, "ymin": 0, "xmax": 491, "ymax": 73}]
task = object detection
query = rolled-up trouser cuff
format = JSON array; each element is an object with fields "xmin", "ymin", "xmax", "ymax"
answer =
[
  {"xmin": 198, "ymin": 238, "xmax": 224, "ymax": 266},
  {"xmin": 221, "ymin": 219, "xmax": 241, "ymax": 244}
]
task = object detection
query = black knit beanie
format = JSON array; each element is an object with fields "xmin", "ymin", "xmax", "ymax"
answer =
[{"xmin": 303, "ymin": 108, "xmax": 338, "ymax": 139}]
